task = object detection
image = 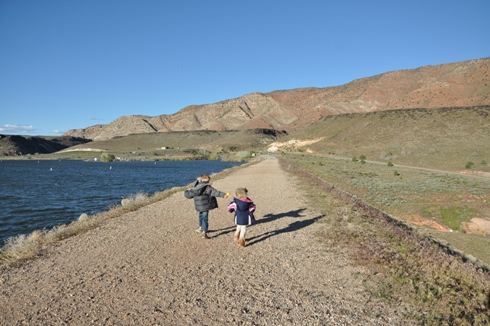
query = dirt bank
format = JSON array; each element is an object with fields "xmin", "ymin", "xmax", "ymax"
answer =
[{"xmin": 0, "ymin": 157, "xmax": 404, "ymax": 325}]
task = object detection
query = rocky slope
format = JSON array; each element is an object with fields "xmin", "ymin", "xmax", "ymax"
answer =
[{"xmin": 63, "ymin": 57, "xmax": 490, "ymax": 140}]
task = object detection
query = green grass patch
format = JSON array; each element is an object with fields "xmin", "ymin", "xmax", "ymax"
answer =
[{"xmin": 424, "ymin": 206, "xmax": 477, "ymax": 231}]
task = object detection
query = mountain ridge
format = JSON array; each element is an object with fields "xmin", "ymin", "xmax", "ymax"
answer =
[{"xmin": 58, "ymin": 56, "xmax": 488, "ymax": 140}]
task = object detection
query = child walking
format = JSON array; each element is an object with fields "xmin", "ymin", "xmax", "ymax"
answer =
[
  {"xmin": 227, "ymin": 188, "xmax": 256, "ymax": 247},
  {"xmin": 184, "ymin": 174, "xmax": 229, "ymax": 239}
]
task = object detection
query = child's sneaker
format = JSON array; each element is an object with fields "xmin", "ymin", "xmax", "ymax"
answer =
[
  {"xmin": 195, "ymin": 227, "xmax": 202, "ymax": 233},
  {"xmin": 238, "ymin": 238, "xmax": 246, "ymax": 247}
]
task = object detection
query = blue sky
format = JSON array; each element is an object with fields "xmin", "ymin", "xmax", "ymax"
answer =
[{"xmin": 1, "ymin": 1, "xmax": 489, "ymax": 136}]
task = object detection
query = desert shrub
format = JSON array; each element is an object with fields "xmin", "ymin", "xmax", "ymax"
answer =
[
  {"xmin": 352, "ymin": 156, "xmax": 357, "ymax": 162},
  {"xmin": 360, "ymin": 154, "xmax": 366, "ymax": 164},
  {"xmin": 465, "ymin": 161, "xmax": 475, "ymax": 169},
  {"xmin": 387, "ymin": 161, "xmax": 393, "ymax": 167},
  {"xmin": 481, "ymin": 160, "xmax": 487, "ymax": 166},
  {"xmin": 121, "ymin": 192, "xmax": 149, "ymax": 210}
]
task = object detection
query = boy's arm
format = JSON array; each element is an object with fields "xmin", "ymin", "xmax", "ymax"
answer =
[
  {"xmin": 184, "ymin": 189, "xmax": 194, "ymax": 199},
  {"xmin": 209, "ymin": 187, "xmax": 227, "ymax": 198}
]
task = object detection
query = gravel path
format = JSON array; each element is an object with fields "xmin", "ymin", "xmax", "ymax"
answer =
[{"xmin": 0, "ymin": 157, "xmax": 404, "ymax": 325}]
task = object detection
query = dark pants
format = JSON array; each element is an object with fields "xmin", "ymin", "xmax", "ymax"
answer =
[{"xmin": 199, "ymin": 211, "xmax": 209, "ymax": 232}]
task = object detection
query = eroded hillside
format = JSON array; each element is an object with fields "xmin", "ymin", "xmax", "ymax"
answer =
[{"xmin": 63, "ymin": 57, "xmax": 490, "ymax": 140}]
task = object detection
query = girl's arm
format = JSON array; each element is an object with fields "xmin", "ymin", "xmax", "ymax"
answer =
[{"xmin": 227, "ymin": 202, "xmax": 236, "ymax": 212}]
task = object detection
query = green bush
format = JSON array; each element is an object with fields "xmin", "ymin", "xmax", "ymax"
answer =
[
  {"xmin": 102, "ymin": 154, "xmax": 116, "ymax": 162},
  {"xmin": 388, "ymin": 161, "xmax": 394, "ymax": 167},
  {"xmin": 206, "ymin": 153, "xmax": 220, "ymax": 160},
  {"xmin": 465, "ymin": 161, "xmax": 474, "ymax": 169}
]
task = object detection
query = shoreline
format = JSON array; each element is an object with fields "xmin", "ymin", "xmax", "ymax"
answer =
[{"xmin": 0, "ymin": 159, "xmax": 246, "ymax": 252}]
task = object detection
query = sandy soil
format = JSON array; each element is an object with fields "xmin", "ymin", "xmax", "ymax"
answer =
[{"xmin": 0, "ymin": 157, "xmax": 405, "ymax": 325}]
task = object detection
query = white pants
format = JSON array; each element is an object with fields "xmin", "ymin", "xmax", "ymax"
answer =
[{"xmin": 236, "ymin": 225, "xmax": 247, "ymax": 239}]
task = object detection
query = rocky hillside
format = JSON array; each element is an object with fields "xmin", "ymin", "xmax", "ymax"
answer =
[
  {"xmin": 0, "ymin": 135, "xmax": 90, "ymax": 156},
  {"xmin": 63, "ymin": 57, "xmax": 490, "ymax": 141}
]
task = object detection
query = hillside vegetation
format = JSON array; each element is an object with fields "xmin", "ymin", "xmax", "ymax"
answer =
[{"xmin": 277, "ymin": 106, "xmax": 490, "ymax": 172}]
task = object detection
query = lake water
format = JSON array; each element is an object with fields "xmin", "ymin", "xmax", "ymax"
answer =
[{"xmin": 0, "ymin": 159, "xmax": 242, "ymax": 245}]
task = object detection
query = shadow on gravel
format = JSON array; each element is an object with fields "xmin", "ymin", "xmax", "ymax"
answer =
[
  {"xmin": 256, "ymin": 208, "xmax": 307, "ymax": 224},
  {"xmin": 210, "ymin": 226, "xmax": 236, "ymax": 238},
  {"xmin": 212, "ymin": 209, "xmax": 307, "ymax": 238},
  {"xmin": 246, "ymin": 214, "xmax": 322, "ymax": 246}
]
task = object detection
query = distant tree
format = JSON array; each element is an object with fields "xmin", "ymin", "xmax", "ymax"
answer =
[{"xmin": 102, "ymin": 154, "xmax": 116, "ymax": 162}]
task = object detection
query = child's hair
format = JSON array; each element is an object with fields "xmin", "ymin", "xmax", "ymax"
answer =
[
  {"xmin": 199, "ymin": 174, "xmax": 210, "ymax": 182},
  {"xmin": 235, "ymin": 188, "xmax": 248, "ymax": 198}
]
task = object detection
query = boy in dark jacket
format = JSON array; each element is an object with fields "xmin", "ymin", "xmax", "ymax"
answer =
[
  {"xmin": 184, "ymin": 174, "xmax": 229, "ymax": 239},
  {"xmin": 227, "ymin": 188, "xmax": 256, "ymax": 247}
]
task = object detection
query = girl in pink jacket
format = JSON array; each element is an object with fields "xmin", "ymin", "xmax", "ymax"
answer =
[{"xmin": 227, "ymin": 188, "xmax": 256, "ymax": 247}]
